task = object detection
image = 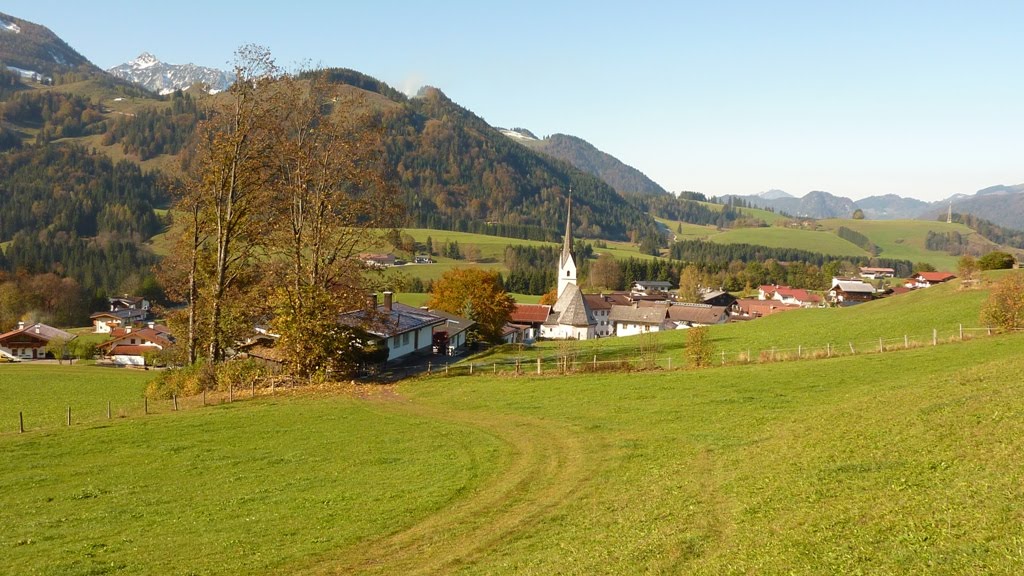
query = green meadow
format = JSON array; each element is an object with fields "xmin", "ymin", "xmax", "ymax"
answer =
[{"xmin": 2, "ymin": 329, "xmax": 1022, "ymax": 573}]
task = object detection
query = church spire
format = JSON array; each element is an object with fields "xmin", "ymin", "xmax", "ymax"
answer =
[{"xmin": 561, "ymin": 189, "xmax": 573, "ymax": 266}]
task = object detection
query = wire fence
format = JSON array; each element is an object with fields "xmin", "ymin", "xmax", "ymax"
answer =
[
  {"xmin": 5, "ymin": 324, "xmax": 1010, "ymax": 435},
  {"xmin": 408, "ymin": 324, "xmax": 1005, "ymax": 379}
]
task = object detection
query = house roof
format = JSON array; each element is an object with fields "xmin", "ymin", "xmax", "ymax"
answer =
[
  {"xmin": 609, "ymin": 303, "xmax": 669, "ymax": 324},
  {"xmin": 510, "ymin": 303, "xmax": 551, "ymax": 324},
  {"xmin": 428, "ymin": 308, "xmax": 476, "ymax": 337},
  {"xmin": 774, "ymin": 287, "xmax": 822, "ymax": 303},
  {"xmin": 916, "ymin": 271, "xmax": 956, "ymax": 282},
  {"xmin": 0, "ymin": 323, "xmax": 76, "ymax": 345},
  {"xmin": 547, "ymin": 284, "xmax": 595, "ymax": 327},
  {"xmin": 860, "ymin": 267, "xmax": 895, "ymax": 273},
  {"xmin": 667, "ymin": 303, "xmax": 729, "ymax": 324},
  {"xmin": 832, "ymin": 280, "xmax": 876, "ymax": 294},
  {"xmin": 108, "ymin": 345, "xmax": 158, "ymax": 357},
  {"xmin": 338, "ymin": 302, "xmax": 445, "ymax": 338},
  {"xmin": 632, "ymin": 280, "xmax": 672, "ymax": 290},
  {"xmin": 734, "ymin": 299, "xmax": 801, "ymax": 316},
  {"xmin": 101, "ymin": 327, "xmax": 175, "ymax": 351},
  {"xmin": 582, "ymin": 294, "xmax": 614, "ymax": 311}
]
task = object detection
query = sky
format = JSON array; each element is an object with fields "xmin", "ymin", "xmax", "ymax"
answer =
[{"xmin": 5, "ymin": 1, "xmax": 1023, "ymax": 201}]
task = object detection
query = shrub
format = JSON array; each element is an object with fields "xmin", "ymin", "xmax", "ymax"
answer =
[{"xmin": 685, "ymin": 327, "xmax": 713, "ymax": 368}]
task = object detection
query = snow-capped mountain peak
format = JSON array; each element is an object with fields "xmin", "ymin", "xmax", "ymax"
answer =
[
  {"xmin": 130, "ymin": 52, "xmax": 160, "ymax": 69},
  {"xmin": 108, "ymin": 52, "xmax": 234, "ymax": 95}
]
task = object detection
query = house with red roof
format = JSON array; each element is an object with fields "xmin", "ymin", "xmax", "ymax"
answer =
[
  {"xmin": 758, "ymin": 285, "xmax": 823, "ymax": 308},
  {"xmin": 908, "ymin": 271, "xmax": 957, "ymax": 288},
  {"xmin": 99, "ymin": 323, "xmax": 174, "ymax": 366}
]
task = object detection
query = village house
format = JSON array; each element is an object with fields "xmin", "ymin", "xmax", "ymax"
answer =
[
  {"xmin": 667, "ymin": 303, "xmax": 730, "ymax": 328},
  {"xmin": 758, "ymin": 285, "xmax": 824, "ymax": 308},
  {"xmin": 733, "ymin": 298, "xmax": 802, "ymax": 318},
  {"xmin": 908, "ymin": 271, "xmax": 957, "ymax": 288},
  {"xmin": 0, "ymin": 322, "xmax": 77, "ymax": 361},
  {"xmin": 608, "ymin": 303, "xmax": 671, "ymax": 337},
  {"xmin": 829, "ymin": 278, "xmax": 877, "ymax": 305},
  {"xmin": 582, "ymin": 295, "xmax": 615, "ymax": 337},
  {"xmin": 338, "ymin": 292, "xmax": 444, "ymax": 363},
  {"xmin": 630, "ymin": 280, "xmax": 673, "ymax": 296},
  {"xmin": 859, "ymin": 266, "xmax": 895, "ymax": 279},
  {"xmin": 428, "ymin": 308, "xmax": 475, "ymax": 356},
  {"xmin": 509, "ymin": 303, "xmax": 551, "ymax": 342},
  {"xmin": 699, "ymin": 289, "xmax": 738, "ymax": 308},
  {"xmin": 99, "ymin": 323, "xmax": 174, "ymax": 366},
  {"xmin": 90, "ymin": 295, "xmax": 150, "ymax": 333},
  {"xmin": 359, "ymin": 253, "xmax": 396, "ymax": 269}
]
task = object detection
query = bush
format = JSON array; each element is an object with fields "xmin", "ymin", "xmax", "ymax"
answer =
[
  {"xmin": 980, "ymin": 273, "xmax": 1024, "ymax": 330},
  {"xmin": 685, "ymin": 327, "xmax": 713, "ymax": 368}
]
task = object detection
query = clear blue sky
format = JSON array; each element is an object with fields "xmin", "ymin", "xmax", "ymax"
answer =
[{"xmin": 5, "ymin": 1, "xmax": 1023, "ymax": 201}]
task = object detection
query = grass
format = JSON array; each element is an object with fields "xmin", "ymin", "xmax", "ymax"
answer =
[
  {"xmin": 3, "ymin": 332, "xmax": 1023, "ymax": 573},
  {"xmin": 818, "ymin": 218, "xmax": 981, "ymax": 270},
  {"xmin": 0, "ymin": 387, "xmax": 503, "ymax": 575},
  {"xmin": 708, "ymin": 226, "xmax": 868, "ymax": 257},
  {"xmin": 0, "ymin": 364, "xmax": 153, "ymax": 432}
]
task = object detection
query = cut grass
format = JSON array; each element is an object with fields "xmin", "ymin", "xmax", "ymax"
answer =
[
  {"xmin": 708, "ymin": 226, "xmax": 868, "ymax": 257},
  {"xmin": 818, "ymin": 218, "xmax": 981, "ymax": 270}
]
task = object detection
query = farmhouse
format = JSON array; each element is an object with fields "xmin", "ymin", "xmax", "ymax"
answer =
[
  {"xmin": 829, "ymin": 278, "xmax": 876, "ymax": 305},
  {"xmin": 582, "ymin": 294, "xmax": 615, "ymax": 337},
  {"xmin": 0, "ymin": 322, "xmax": 77, "ymax": 361},
  {"xmin": 908, "ymin": 271, "xmax": 957, "ymax": 288},
  {"xmin": 630, "ymin": 280, "xmax": 672, "ymax": 296},
  {"xmin": 99, "ymin": 323, "xmax": 174, "ymax": 366},
  {"xmin": 733, "ymin": 298, "xmax": 801, "ymax": 318},
  {"xmin": 699, "ymin": 289, "xmax": 738, "ymax": 308},
  {"xmin": 359, "ymin": 253, "xmax": 396, "ymax": 268}
]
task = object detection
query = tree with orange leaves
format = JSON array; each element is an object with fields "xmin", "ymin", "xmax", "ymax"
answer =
[{"xmin": 428, "ymin": 268, "xmax": 516, "ymax": 343}]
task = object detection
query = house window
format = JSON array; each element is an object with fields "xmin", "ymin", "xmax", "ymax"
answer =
[
  {"xmin": 402, "ymin": 332, "xmax": 410, "ymax": 346},
  {"xmin": 130, "ymin": 338, "xmax": 136, "ymax": 344}
]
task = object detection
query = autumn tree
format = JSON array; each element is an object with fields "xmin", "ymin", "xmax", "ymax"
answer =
[
  {"xmin": 678, "ymin": 265, "xmax": 704, "ymax": 303},
  {"xmin": 266, "ymin": 72, "xmax": 399, "ymax": 379},
  {"xmin": 587, "ymin": 253, "xmax": 622, "ymax": 291},
  {"xmin": 980, "ymin": 272, "xmax": 1024, "ymax": 331},
  {"xmin": 978, "ymin": 251, "xmax": 1016, "ymax": 270},
  {"xmin": 428, "ymin": 268, "xmax": 515, "ymax": 342},
  {"xmin": 957, "ymin": 255, "xmax": 979, "ymax": 286}
]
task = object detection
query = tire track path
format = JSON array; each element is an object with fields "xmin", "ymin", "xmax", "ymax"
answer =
[{"xmin": 310, "ymin": 393, "xmax": 589, "ymax": 574}]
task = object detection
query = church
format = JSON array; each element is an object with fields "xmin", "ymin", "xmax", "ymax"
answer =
[{"xmin": 540, "ymin": 197, "xmax": 599, "ymax": 340}]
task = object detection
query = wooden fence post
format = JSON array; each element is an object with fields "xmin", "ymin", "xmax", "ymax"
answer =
[
  {"xmin": 67, "ymin": 406, "xmax": 71, "ymax": 427},
  {"xmin": 933, "ymin": 328, "xmax": 937, "ymax": 346},
  {"xmin": 251, "ymin": 382, "xmax": 255, "ymax": 398},
  {"xmin": 667, "ymin": 357, "xmax": 672, "ymax": 370},
  {"xmin": 427, "ymin": 362, "xmax": 432, "ymax": 373},
  {"xmin": 827, "ymin": 343, "xmax": 831, "ymax": 358},
  {"xmin": 173, "ymin": 394, "xmax": 178, "ymax": 411},
  {"xmin": 144, "ymin": 397, "xmax": 148, "ymax": 415},
  {"xmin": 960, "ymin": 324, "xmax": 964, "ymax": 340},
  {"xmin": 469, "ymin": 363, "xmax": 474, "ymax": 375},
  {"xmin": 879, "ymin": 337, "xmax": 884, "ymax": 353},
  {"xmin": 904, "ymin": 335, "xmax": 909, "ymax": 349},
  {"xmin": 445, "ymin": 363, "xmax": 449, "ymax": 376},
  {"xmin": 203, "ymin": 389, "xmax": 207, "ymax": 406},
  {"xmin": 493, "ymin": 363, "xmax": 496, "ymax": 374},
  {"xmin": 593, "ymin": 355, "xmax": 597, "ymax": 370},
  {"xmin": 798, "ymin": 345, "xmax": 802, "ymax": 358},
  {"xmin": 537, "ymin": 357, "xmax": 542, "ymax": 375},
  {"xmin": 107, "ymin": 400, "xmax": 111, "ymax": 419},
  {"xmin": 229, "ymin": 383, "xmax": 233, "ymax": 402},
  {"xmin": 849, "ymin": 342, "xmax": 855, "ymax": 354},
  {"xmin": 19, "ymin": 411, "xmax": 24, "ymax": 433}
]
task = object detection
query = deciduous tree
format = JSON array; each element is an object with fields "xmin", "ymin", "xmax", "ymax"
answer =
[{"xmin": 428, "ymin": 268, "xmax": 515, "ymax": 342}]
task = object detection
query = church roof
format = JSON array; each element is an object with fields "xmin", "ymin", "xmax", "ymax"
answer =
[
  {"xmin": 546, "ymin": 284, "xmax": 595, "ymax": 327},
  {"xmin": 561, "ymin": 195, "xmax": 574, "ymax": 268}
]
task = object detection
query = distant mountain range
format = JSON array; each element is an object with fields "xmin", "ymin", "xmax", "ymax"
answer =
[
  {"xmin": 728, "ymin": 186, "xmax": 1024, "ymax": 230},
  {"xmin": 499, "ymin": 129, "xmax": 667, "ymax": 197},
  {"xmin": 107, "ymin": 52, "xmax": 234, "ymax": 95}
]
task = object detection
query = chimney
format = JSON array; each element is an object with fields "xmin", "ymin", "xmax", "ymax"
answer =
[
  {"xmin": 148, "ymin": 321, "xmax": 155, "ymax": 330},
  {"xmin": 126, "ymin": 326, "xmax": 132, "ymax": 334},
  {"xmin": 383, "ymin": 291, "xmax": 393, "ymax": 312},
  {"xmin": 17, "ymin": 321, "xmax": 25, "ymax": 330},
  {"xmin": 366, "ymin": 293, "xmax": 378, "ymax": 310}
]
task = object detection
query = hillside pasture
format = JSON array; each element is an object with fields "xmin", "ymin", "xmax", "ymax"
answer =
[
  {"xmin": 707, "ymin": 226, "xmax": 868, "ymax": 257},
  {"xmin": 2, "ymin": 330, "xmax": 1023, "ymax": 573},
  {"xmin": 818, "ymin": 218, "xmax": 980, "ymax": 270}
]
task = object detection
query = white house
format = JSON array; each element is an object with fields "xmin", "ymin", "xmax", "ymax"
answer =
[
  {"xmin": 99, "ymin": 323, "xmax": 173, "ymax": 366},
  {"xmin": 338, "ymin": 292, "xmax": 444, "ymax": 362},
  {"xmin": 608, "ymin": 304, "xmax": 670, "ymax": 337}
]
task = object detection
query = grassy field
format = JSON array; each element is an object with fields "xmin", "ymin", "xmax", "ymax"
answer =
[
  {"xmin": 2, "ymin": 330, "xmax": 1022, "ymax": 573},
  {"xmin": 818, "ymin": 218, "xmax": 981, "ymax": 271},
  {"xmin": 708, "ymin": 226, "xmax": 868, "ymax": 257}
]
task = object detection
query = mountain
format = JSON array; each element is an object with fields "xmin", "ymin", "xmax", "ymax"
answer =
[
  {"xmin": 759, "ymin": 189, "xmax": 794, "ymax": 200},
  {"xmin": 500, "ymin": 130, "xmax": 668, "ymax": 197},
  {"xmin": 0, "ymin": 11, "xmax": 101, "ymax": 80},
  {"xmin": 108, "ymin": 52, "xmax": 234, "ymax": 95},
  {"xmin": 856, "ymin": 194, "xmax": 931, "ymax": 220},
  {"xmin": 938, "ymin": 184, "xmax": 1024, "ymax": 229},
  {"xmin": 727, "ymin": 190, "xmax": 858, "ymax": 219}
]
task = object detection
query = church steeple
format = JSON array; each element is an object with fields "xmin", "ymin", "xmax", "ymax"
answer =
[{"xmin": 557, "ymin": 190, "xmax": 577, "ymax": 298}]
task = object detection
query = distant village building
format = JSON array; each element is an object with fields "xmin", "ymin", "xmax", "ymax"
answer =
[
  {"xmin": 907, "ymin": 271, "xmax": 957, "ymax": 288},
  {"xmin": 829, "ymin": 278, "xmax": 877, "ymax": 305},
  {"xmin": 99, "ymin": 323, "xmax": 174, "ymax": 366},
  {"xmin": 0, "ymin": 322, "xmax": 76, "ymax": 361},
  {"xmin": 90, "ymin": 295, "xmax": 150, "ymax": 333},
  {"xmin": 859, "ymin": 266, "xmax": 895, "ymax": 280},
  {"xmin": 630, "ymin": 280, "xmax": 672, "ymax": 296}
]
